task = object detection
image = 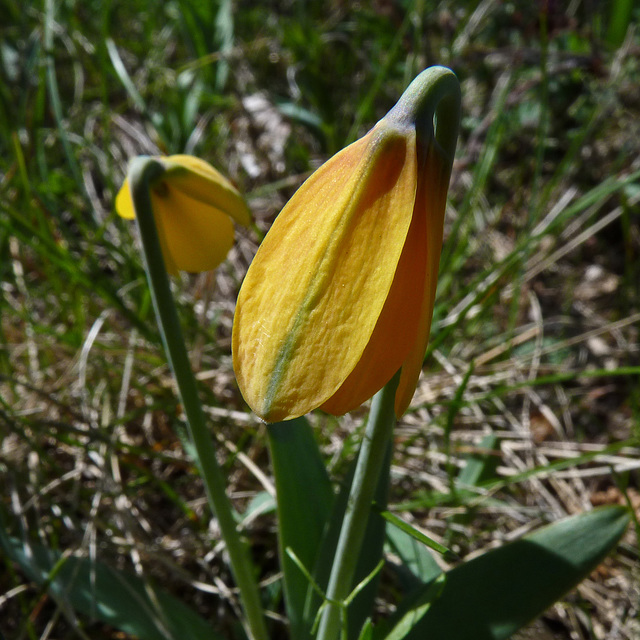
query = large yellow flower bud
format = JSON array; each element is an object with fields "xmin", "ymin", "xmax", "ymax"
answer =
[{"xmin": 233, "ymin": 67, "xmax": 460, "ymax": 422}]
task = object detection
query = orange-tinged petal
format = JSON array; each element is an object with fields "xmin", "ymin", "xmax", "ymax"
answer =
[
  {"xmin": 328, "ymin": 143, "xmax": 450, "ymax": 418},
  {"xmin": 321, "ymin": 135, "xmax": 427, "ymax": 415},
  {"xmin": 233, "ymin": 124, "xmax": 418, "ymax": 422},
  {"xmin": 394, "ymin": 144, "xmax": 450, "ymax": 416}
]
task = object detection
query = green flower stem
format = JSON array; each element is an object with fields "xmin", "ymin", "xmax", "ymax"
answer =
[
  {"xmin": 128, "ymin": 157, "xmax": 268, "ymax": 640},
  {"xmin": 316, "ymin": 371, "xmax": 400, "ymax": 640},
  {"xmin": 387, "ymin": 65, "xmax": 461, "ymax": 170}
]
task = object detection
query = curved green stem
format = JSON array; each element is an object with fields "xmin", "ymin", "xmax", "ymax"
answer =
[
  {"xmin": 128, "ymin": 157, "xmax": 268, "ymax": 640},
  {"xmin": 316, "ymin": 371, "xmax": 400, "ymax": 640},
  {"xmin": 386, "ymin": 65, "xmax": 461, "ymax": 169}
]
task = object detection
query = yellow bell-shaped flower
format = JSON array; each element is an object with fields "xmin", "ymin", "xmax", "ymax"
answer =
[
  {"xmin": 116, "ymin": 154, "xmax": 250, "ymax": 275},
  {"xmin": 233, "ymin": 67, "xmax": 460, "ymax": 422}
]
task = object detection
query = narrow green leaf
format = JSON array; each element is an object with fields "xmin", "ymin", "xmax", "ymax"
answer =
[
  {"xmin": 213, "ymin": 0, "xmax": 233, "ymax": 91},
  {"xmin": 377, "ymin": 506, "xmax": 630, "ymax": 640},
  {"xmin": 267, "ymin": 418, "xmax": 334, "ymax": 640},
  {"xmin": 376, "ymin": 507, "xmax": 454, "ymax": 560},
  {"xmin": 606, "ymin": 0, "xmax": 633, "ymax": 47},
  {"xmin": 277, "ymin": 101, "xmax": 324, "ymax": 132},
  {"xmin": 106, "ymin": 38, "xmax": 147, "ymax": 113},
  {"xmin": 357, "ymin": 618, "xmax": 374, "ymax": 640},
  {"xmin": 241, "ymin": 491, "xmax": 276, "ymax": 523},
  {"xmin": 457, "ymin": 434, "xmax": 500, "ymax": 487},
  {"xmin": 0, "ymin": 535, "xmax": 221, "ymax": 640},
  {"xmin": 386, "ymin": 524, "xmax": 442, "ymax": 592}
]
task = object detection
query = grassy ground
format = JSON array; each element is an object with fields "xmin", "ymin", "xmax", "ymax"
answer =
[{"xmin": 1, "ymin": 1, "xmax": 639, "ymax": 638}]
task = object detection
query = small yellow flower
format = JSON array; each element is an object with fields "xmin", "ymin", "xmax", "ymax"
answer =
[
  {"xmin": 233, "ymin": 67, "xmax": 460, "ymax": 422},
  {"xmin": 116, "ymin": 154, "xmax": 251, "ymax": 275}
]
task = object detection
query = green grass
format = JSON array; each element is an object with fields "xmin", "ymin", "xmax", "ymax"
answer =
[{"xmin": 1, "ymin": 1, "xmax": 640, "ymax": 639}]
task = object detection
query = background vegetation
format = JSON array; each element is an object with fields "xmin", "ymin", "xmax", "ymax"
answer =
[{"xmin": 1, "ymin": 0, "xmax": 639, "ymax": 638}]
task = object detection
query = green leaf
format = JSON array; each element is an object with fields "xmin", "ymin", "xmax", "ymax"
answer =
[
  {"xmin": 386, "ymin": 436, "xmax": 499, "ymax": 595},
  {"xmin": 277, "ymin": 101, "xmax": 324, "ymax": 132},
  {"xmin": 0, "ymin": 534, "xmax": 221, "ymax": 640},
  {"xmin": 386, "ymin": 522, "xmax": 443, "ymax": 592},
  {"xmin": 267, "ymin": 417, "xmax": 334, "ymax": 640},
  {"xmin": 242, "ymin": 490, "xmax": 276, "ymax": 523},
  {"xmin": 457, "ymin": 434, "xmax": 500, "ymax": 488},
  {"xmin": 357, "ymin": 618, "xmax": 374, "ymax": 640},
  {"xmin": 606, "ymin": 0, "xmax": 633, "ymax": 47},
  {"xmin": 376, "ymin": 506, "xmax": 630, "ymax": 640},
  {"xmin": 213, "ymin": 0, "xmax": 234, "ymax": 91},
  {"xmin": 378, "ymin": 508, "xmax": 454, "ymax": 560},
  {"xmin": 107, "ymin": 38, "xmax": 147, "ymax": 113},
  {"xmin": 383, "ymin": 574, "xmax": 445, "ymax": 640}
]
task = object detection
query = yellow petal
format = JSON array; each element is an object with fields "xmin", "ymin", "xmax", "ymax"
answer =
[
  {"xmin": 163, "ymin": 155, "xmax": 251, "ymax": 227},
  {"xmin": 233, "ymin": 123, "xmax": 418, "ymax": 422},
  {"xmin": 321, "ymin": 146, "xmax": 426, "ymax": 416},
  {"xmin": 152, "ymin": 184, "xmax": 235, "ymax": 275},
  {"xmin": 115, "ymin": 177, "xmax": 136, "ymax": 220},
  {"xmin": 116, "ymin": 155, "xmax": 248, "ymax": 275},
  {"xmin": 394, "ymin": 144, "xmax": 450, "ymax": 416}
]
